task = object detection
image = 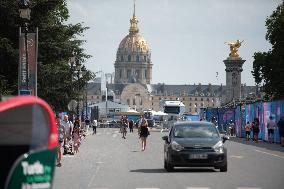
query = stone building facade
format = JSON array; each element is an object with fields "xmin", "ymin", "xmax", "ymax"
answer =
[{"xmin": 86, "ymin": 4, "xmax": 258, "ymax": 115}]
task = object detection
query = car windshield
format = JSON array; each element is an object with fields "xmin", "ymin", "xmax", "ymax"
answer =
[
  {"xmin": 173, "ymin": 124, "xmax": 219, "ymax": 138},
  {"xmin": 164, "ymin": 106, "xmax": 180, "ymax": 114}
]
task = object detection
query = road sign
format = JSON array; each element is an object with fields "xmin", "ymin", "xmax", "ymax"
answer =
[{"xmin": 19, "ymin": 90, "xmax": 32, "ymax": 96}]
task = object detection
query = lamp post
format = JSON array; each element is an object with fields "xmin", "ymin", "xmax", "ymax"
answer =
[
  {"xmin": 81, "ymin": 66, "xmax": 88, "ymax": 120},
  {"xmin": 18, "ymin": 0, "xmax": 31, "ymax": 90},
  {"xmin": 75, "ymin": 56, "xmax": 81, "ymax": 119}
]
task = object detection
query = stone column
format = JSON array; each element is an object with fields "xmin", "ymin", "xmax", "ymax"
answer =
[{"xmin": 223, "ymin": 58, "xmax": 245, "ymax": 104}]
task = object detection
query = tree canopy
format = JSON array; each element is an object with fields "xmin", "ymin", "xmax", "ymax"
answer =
[
  {"xmin": 252, "ymin": 3, "xmax": 284, "ymax": 100},
  {"xmin": 0, "ymin": 0, "xmax": 94, "ymax": 111}
]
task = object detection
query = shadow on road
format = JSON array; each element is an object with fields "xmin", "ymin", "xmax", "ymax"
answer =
[
  {"xmin": 229, "ymin": 137, "xmax": 284, "ymax": 153},
  {"xmin": 130, "ymin": 168, "xmax": 217, "ymax": 173}
]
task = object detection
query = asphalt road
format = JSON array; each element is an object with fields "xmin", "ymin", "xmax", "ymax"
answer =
[{"xmin": 53, "ymin": 128, "xmax": 284, "ymax": 189}]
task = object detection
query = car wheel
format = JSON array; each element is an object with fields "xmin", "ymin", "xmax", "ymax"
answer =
[
  {"xmin": 165, "ymin": 161, "xmax": 174, "ymax": 172},
  {"xmin": 219, "ymin": 164, "xmax": 227, "ymax": 172}
]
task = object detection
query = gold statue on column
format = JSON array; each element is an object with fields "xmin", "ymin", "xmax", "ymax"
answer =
[{"xmin": 225, "ymin": 40, "xmax": 244, "ymax": 59}]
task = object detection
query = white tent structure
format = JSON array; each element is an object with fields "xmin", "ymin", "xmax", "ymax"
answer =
[{"xmin": 89, "ymin": 101, "xmax": 129, "ymax": 118}]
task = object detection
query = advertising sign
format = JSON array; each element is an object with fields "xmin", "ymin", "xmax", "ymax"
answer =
[
  {"xmin": 19, "ymin": 28, "xmax": 38, "ymax": 96},
  {"xmin": 6, "ymin": 149, "xmax": 57, "ymax": 189}
]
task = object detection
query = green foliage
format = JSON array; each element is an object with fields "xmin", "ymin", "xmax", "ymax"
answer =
[
  {"xmin": 0, "ymin": 0, "xmax": 94, "ymax": 111},
  {"xmin": 252, "ymin": 4, "xmax": 284, "ymax": 100}
]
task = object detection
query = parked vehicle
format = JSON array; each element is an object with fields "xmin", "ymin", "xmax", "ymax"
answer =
[
  {"xmin": 0, "ymin": 96, "xmax": 58, "ymax": 189},
  {"xmin": 162, "ymin": 121, "xmax": 229, "ymax": 172}
]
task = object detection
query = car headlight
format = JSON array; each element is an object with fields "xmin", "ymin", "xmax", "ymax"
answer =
[
  {"xmin": 213, "ymin": 141, "xmax": 224, "ymax": 153},
  {"xmin": 171, "ymin": 141, "xmax": 184, "ymax": 151}
]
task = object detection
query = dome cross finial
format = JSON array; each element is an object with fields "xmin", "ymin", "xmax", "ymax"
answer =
[
  {"xmin": 129, "ymin": 0, "xmax": 139, "ymax": 34},
  {"xmin": 133, "ymin": 0, "xmax": 136, "ymax": 17}
]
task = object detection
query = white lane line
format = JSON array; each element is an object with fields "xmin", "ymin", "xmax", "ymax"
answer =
[
  {"xmin": 230, "ymin": 155, "xmax": 244, "ymax": 159},
  {"xmin": 112, "ymin": 134, "xmax": 118, "ymax": 138},
  {"xmin": 87, "ymin": 161, "xmax": 101, "ymax": 188},
  {"xmin": 186, "ymin": 187, "xmax": 210, "ymax": 189},
  {"xmin": 255, "ymin": 149, "xmax": 284, "ymax": 159},
  {"xmin": 136, "ymin": 188, "xmax": 159, "ymax": 189},
  {"xmin": 237, "ymin": 187, "xmax": 261, "ymax": 189}
]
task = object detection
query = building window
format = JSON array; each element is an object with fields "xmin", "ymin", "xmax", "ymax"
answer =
[
  {"xmin": 190, "ymin": 97, "xmax": 192, "ymax": 101},
  {"xmin": 159, "ymin": 97, "xmax": 161, "ymax": 100},
  {"xmin": 97, "ymin": 96, "xmax": 100, "ymax": 99},
  {"xmin": 136, "ymin": 55, "xmax": 139, "ymax": 62},
  {"xmin": 189, "ymin": 103, "xmax": 192, "ymax": 106},
  {"xmin": 128, "ymin": 55, "xmax": 131, "ymax": 62},
  {"xmin": 121, "ymin": 55, "xmax": 124, "ymax": 61},
  {"xmin": 189, "ymin": 108, "xmax": 192, "ymax": 112},
  {"xmin": 207, "ymin": 98, "xmax": 210, "ymax": 101},
  {"xmin": 201, "ymin": 98, "xmax": 203, "ymax": 101},
  {"xmin": 201, "ymin": 103, "xmax": 204, "ymax": 107},
  {"xmin": 170, "ymin": 97, "xmax": 172, "ymax": 100},
  {"xmin": 195, "ymin": 98, "xmax": 198, "ymax": 101},
  {"xmin": 183, "ymin": 98, "xmax": 185, "ymax": 101},
  {"xmin": 144, "ymin": 70, "xmax": 147, "ymax": 78},
  {"xmin": 144, "ymin": 56, "xmax": 147, "ymax": 61},
  {"xmin": 195, "ymin": 108, "xmax": 197, "ymax": 112},
  {"xmin": 127, "ymin": 99, "xmax": 130, "ymax": 105},
  {"xmin": 127, "ymin": 70, "xmax": 131, "ymax": 78},
  {"xmin": 195, "ymin": 103, "xmax": 198, "ymax": 107},
  {"xmin": 119, "ymin": 69, "xmax": 122, "ymax": 79},
  {"xmin": 133, "ymin": 98, "xmax": 136, "ymax": 105},
  {"xmin": 152, "ymin": 102, "xmax": 154, "ymax": 106},
  {"xmin": 140, "ymin": 99, "xmax": 143, "ymax": 105}
]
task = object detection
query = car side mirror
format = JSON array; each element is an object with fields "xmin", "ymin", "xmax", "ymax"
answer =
[
  {"xmin": 162, "ymin": 136, "xmax": 169, "ymax": 143},
  {"xmin": 222, "ymin": 135, "xmax": 230, "ymax": 143}
]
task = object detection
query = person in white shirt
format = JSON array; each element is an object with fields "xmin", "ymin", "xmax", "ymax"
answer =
[
  {"xmin": 61, "ymin": 115, "xmax": 73, "ymax": 154},
  {"xmin": 92, "ymin": 119, "xmax": 97, "ymax": 134},
  {"xmin": 267, "ymin": 116, "xmax": 276, "ymax": 143}
]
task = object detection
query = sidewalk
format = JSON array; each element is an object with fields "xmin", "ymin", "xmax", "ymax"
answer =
[{"xmin": 229, "ymin": 136, "xmax": 284, "ymax": 153}]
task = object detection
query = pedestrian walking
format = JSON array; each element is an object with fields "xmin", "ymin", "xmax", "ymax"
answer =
[
  {"xmin": 139, "ymin": 116, "xmax": 150, "ymax": 151},
  {"xmin": 85, "ymin": 117, "xmax": 90, "ymax": 133},
  {"xmin": 267, "ymin": 116, "xmax": 276, "ymax": 143},
  {"xmin": 129, "ymin": 119, "xmax": 134, "ymax": 133},
  {"xmin": 121, "ymin": 116, "xmax": 128, "ymax": 139},
  {"xmin": 72, "ymin": 119, "xmax": 81, "ymax": 154},
  {"xmin": 253, "ymin": 118, "xmax": 260, "ymax": 143},
  {"xmin": 245, "ymin": 121, "xmax": 251, "ymax": 141},
  {"xmin": 92, "ymin": 119, "xmax": 97, "ymax": 134},
  {"xmin": 277, "ymin": 116, "xmax": 284, "ymax": 147},
  {"xmin": 62, "ymin": 115, "xmax": 74, "ymax": 155},
  {"xmin": 56, "ymin": 115, "xmax": 65, "ymax": 167}
]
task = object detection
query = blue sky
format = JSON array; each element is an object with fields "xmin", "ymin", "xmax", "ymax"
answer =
[{"xmin": 67, "ymin": 0, "xmax": 282, "ymax": 86}]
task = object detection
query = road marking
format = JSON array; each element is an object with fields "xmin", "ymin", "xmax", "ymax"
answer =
[
  {"xmin": 112, "ymin": 134, "xmax": 118, "ymax": 138},
  {"xmin": 186, "ymin": 187, "xmax": 210, "ymax": 189},
  {"xmin": 237, "ymin": 187, "xmax": 261, "ymax": 189},
  {"xmin": 230, "ymin": 155, "xmax": 244, "ymax": 159},
  {"xmin": 255, "ymin": 149, "xmax": 284, "ymax": 159},
  {"xmin": 136, "ymin": 188, "xmax": 160, "ymax": 189}
]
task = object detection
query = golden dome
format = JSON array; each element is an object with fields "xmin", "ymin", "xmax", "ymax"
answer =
[{"xmin": 118, "ymin": 33, "xmax": 150, "ymax": 53}]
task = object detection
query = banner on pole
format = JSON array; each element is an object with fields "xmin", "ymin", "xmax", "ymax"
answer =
[{"xmin": 19, "ymin": 28, "xmax": 38, "ymax": 96}]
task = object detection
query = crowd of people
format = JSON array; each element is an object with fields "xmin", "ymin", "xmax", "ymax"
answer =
[
  {"xmin": 56, "ymin": 114, "xmax": 152, "ymax": 166},
  {"xmin": 56, "ymin": 114, "xmax": 89, "ymax": 167},
  {"xmin": 120, "ymin": 115, "xmax": 150, "ymax": 151},
  {"xmin": 244, "ymin": 116, "xmax": 284, "ymax": 146}
]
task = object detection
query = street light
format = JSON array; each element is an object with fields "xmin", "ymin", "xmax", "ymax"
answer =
[
  {"xmin": 81, "ymin": 65, "xmax": 88, "ymax": 120},
  {"xmin": 75, "ymin": 58, "xmax": 81, "ymax": 119},
  {"xmin": 18, "ymin": 0, "xmax": 31, "ymax": 90}
]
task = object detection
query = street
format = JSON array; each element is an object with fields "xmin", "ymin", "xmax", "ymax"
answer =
[{"xmin": 53, "ymin": 128, "xmax": 284, "ymax": 189}]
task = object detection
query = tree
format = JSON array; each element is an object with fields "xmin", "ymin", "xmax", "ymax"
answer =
[
  {"xmin": 0, "ymin": 0, "xmax": 94, "ymax": 111},
  {"xmin": 252, "ymin": 3, "xmax": 284, "ymax": 100}
]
